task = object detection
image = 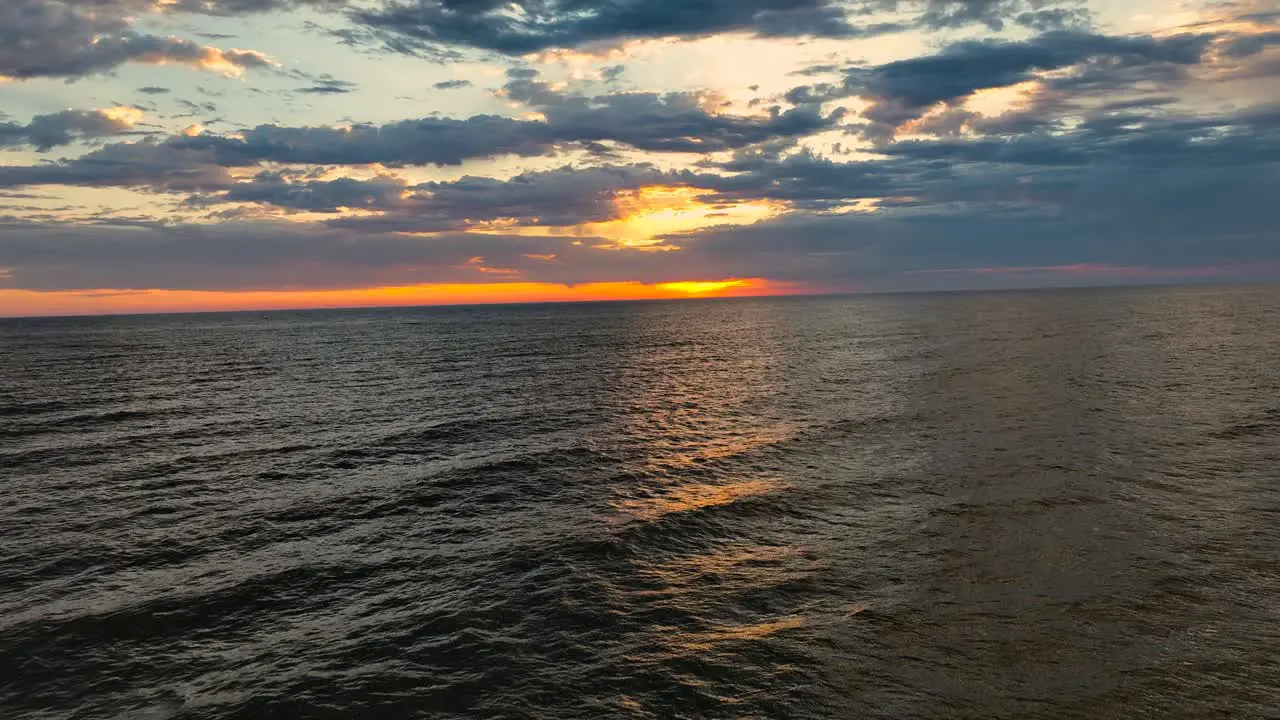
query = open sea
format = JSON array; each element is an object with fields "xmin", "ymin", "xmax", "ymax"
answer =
[{"xmin": 2, "ymin": 285, "xmax": 1278, "ymax": 719}]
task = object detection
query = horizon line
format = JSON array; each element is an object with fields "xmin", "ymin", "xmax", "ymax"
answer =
[{"xmin": 2, "ymin": 278, "xmax": 1275, "ymax": 321}]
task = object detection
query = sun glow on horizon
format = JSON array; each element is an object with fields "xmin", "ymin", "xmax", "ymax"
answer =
[
  {"xmin": 0, "ymin": 278, "xmax": 804, "ymax": 317},
  {"xmin": 655, "ymin": 279, "xmax": 753, "ymax": 294}
]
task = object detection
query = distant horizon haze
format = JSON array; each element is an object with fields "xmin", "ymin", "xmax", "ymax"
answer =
[{"xmin": 4, "ymin": 276, "xmax": 1279, "ymax": 319}]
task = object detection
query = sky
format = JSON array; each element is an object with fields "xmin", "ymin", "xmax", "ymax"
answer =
[{"xmin": 0, "ymin": 0, "xmax": 1277, "ymax": 315}]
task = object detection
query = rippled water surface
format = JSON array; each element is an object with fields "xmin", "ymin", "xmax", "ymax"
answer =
[{"xmin": 3, "ymin": 286, "xmax": 1279, "ymax": 719}]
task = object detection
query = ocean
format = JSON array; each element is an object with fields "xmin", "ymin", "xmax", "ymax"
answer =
[{"xmin": 2, "ymin": 285, "xmax": 1278, "ymax": 719}]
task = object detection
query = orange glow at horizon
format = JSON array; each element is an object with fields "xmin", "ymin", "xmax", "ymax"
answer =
[
  {"xmin": 655, "ymin": 279, "xmax": 752, "ymax": 294},
  {"xmin": 0, "ymin": 278, "xmax": 807, "ymax": 317}
]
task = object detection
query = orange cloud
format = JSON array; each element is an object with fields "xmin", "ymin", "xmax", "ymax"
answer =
[
  {"xmin": 131, "ymin": 44, "xmax": 276, "ymax": 77},
  {"xmin": 99, "ymin": 105, "xmax": 146, "ymax": 127},
  {"xmin": 469, "ymin": 184, "xmax": 786, "ymax": 246},
  {"xmin": 0, "ymin": 278, "xmax": 806, "ymax": 317}
]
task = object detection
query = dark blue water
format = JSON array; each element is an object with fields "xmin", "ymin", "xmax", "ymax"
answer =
[{"xmin": 2, "ymin": 286, "xmax": 1278, "ymax": 719}]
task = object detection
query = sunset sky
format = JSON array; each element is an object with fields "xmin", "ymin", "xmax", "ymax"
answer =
[{"xmin": 1, "ymin": 0, "xmax": 1278, "ymax": 315}]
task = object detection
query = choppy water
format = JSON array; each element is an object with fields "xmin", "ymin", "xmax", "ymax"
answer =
[{"xmin": 2, "ymin": 286, "xmax": 1279, "ymax": 719}]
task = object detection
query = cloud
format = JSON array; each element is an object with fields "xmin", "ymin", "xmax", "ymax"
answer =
[
  {"xmin": 137, "ymin": 86, "xmax": 172, "ymax": 95},
  {"xmin": 782, "ymin": 29, "xmax": 1215, "ymax": 141},
  {"xmin": 663, "ymin": 184, "xmax": 1280, "ymax": 290},
  {"xmin": 0, "ymin": 0, "xmax": 277, "ymax": 79},
  {"xmin": 3, "ymin": 146, "xmax": 1276, "ymax": 294},
  {"xmin": 9, "ymin": 99, "xmax": 1277, "ymax": 276},
  {"xmin": 341, "ymin": 1, "xmax": 1096, "ymax": 56},
  {"xmin": 866, "ymin": 32, "xmax": 1204, "ymax": 104},
  {"xmin": 1220, "ymin": 30, "xmax": 1280, "ymax": 58},
  {"xmin": 877, "ymin": 103, "xmax": 1280, "ymax": 168},
  {"xmin": 0, "ymin": 73, "xmax": 837, "ymax": 191},
  {"xmin": 0, "ymin": 0, "xmax": 1095, "ymax": 82},
  {"xmin": 0, "ymin": 141, "xmax": 236, "ymax": 192},
  {"xmin": 2, "ymin": 100, "xmax": 1278, "ymax": 292},
  {"xmin": 326, "ymin": 164, "xmax": 700, "ymax": 230},
  {"xmin": 700, "ymin": 103, "xmax": 1280, "ymax": 220},
  {"xmin": 433, "ymin": 79, "xmax": 473, "ymax": 89},
  {"xmin": 1013, "ymin": 7, "xmax": 1091, "ymax": 32},
  {"xmin": 297, "ymin": 78, "xmax": 360, "ymax": 94},
  {"xmin": 175, "ymin": 164, "xmax": 707, "ymax": 239},
  {"xmin": 163, "ymin": 0, "xmax": 341, "ymax": 14},
  {"xmin": 177, "ymin": 99, "xmax": 221, "ymax": 115},
  {"xmin": 0, "ymin": 108, "xmax": 146, "ymax": 151},
  {"xmin": 3, "ymin": 1, "xmax": 1277, "ymax": 300},
  {"xmin": 498, "ymin": 68, "xmax": 837, "ymax": 152},
  {"xmin": 917, "ymin": 0, "xmax": 1090, "ymax": 31},
  {"xmin": 348, "ymin": 0, "xmax": 865, "ymax": 56},
  {"xmin": 210, "ymin": 171, "xmax": 413, "ymax": 213},
  {"xmin": 0, "ymin": 218, "xmax": 700, "ymax": 291}
]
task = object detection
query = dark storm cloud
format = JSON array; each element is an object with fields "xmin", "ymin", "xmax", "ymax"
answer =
[
  {"xmin": 0, "ymin": 109, "xmax": 144, "ymax": 152},
  {"xmin": 137, "ymin": 86, "xmax": 172, "ymax": 95}
]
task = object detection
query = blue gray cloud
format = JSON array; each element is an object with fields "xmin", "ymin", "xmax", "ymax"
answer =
[
  {"xmin": 0, "ymin": 109, "xmax": 144, "ymax": 151},
  {"xmin": 0, "ymin": 72, "xmax": 837, "ymax": 190},
  {"xmin": 0, "ymin": 0, "xmax": 276, "ymax": 79},
  {"xmin": 345, "ymin": 0, "xmax": 1087, "ymax": 56},
  {"xmin": 789, "ymin": 30, "xmax": 1213, "ymax": 140}
]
